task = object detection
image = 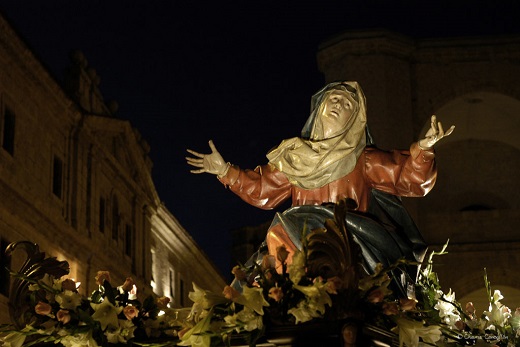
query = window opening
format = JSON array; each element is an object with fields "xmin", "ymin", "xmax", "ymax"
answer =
[
  {"xmin": 2, "ymin": 107, "xmax": 15, "ymax": 155},
  {"xmin": 99, "ymin": 197, "xmax": 106, "ymax": 233},
  {"xmin": 52, "ymin": 156, "xmax": 63, "ymax": 199},
  {"xmin": 0, "ymin": 238, "xmax": 11, "ymax": 297},
  {"xmin": 112, "ymin": 196, "xmax": 119, "ymax": 241}
]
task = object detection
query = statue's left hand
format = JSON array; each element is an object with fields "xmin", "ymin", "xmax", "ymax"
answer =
[
  {"xmin": 418, "ymin": 115, "xmax": 455, "ymax": 150},
  {"xmin": 186, "ymin": 140, "xmax": 230, "ymax": 177}
]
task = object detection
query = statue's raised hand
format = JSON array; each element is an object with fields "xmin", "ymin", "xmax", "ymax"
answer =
[
  {"xmin": 418, "ymin": 115, "xmax": 455, "ymax": 150},
  {"xmin": 186, "ymin": 140, "xmax": 229, "ymax": 177}
]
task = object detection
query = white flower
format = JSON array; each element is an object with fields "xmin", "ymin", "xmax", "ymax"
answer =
[
  {"xmin": 492, "ymin": 289, "xmax": 504, "ymax": 303},
  {"xmin": 187, "ymin": 302, "xmax": 205, "ymax": 323},
  {"xmin": 177, "ymin": 334, "xmax": 211, "ymax": 347},
  {"xmin": 239, "ymin": 286, "xmax": 269, "ymax": 315},
  {"xmin": 236, "ymin": 307, "xmax": 263, "ymax": 332},
  {"xmin": 91, "ymin": 298, "xmax": 123, "ymax": 330},
  {"xmin": 294, "ymin": 281, "xmax": 332, "ymax": 316},
  {"xmin": 28, "ymin": 283, "xmax": 40, "ymax": 291},
  {"xmin": 105, "ymin": 320, "xmax": 137, "ymax": 344},
  {"xmin": 55, "ymin": 290, "xmax": 83, "ymax": 309},
  {"xmin": 483, "ymin": 291, "xmax": 511, "ymax": 329},
  {"xmin": 224, "ymin": 313, "xmax": 238, "ymax": 329},
  {"xmin": 186, "ymin": 284, "xmax": 218, "ymax": 323},
  {"xmin": 188, "ymin": 282, "xmax": 206, "ymax": 306},
  {"xmin": 0, "ymin": 332, "xmax": 26, "ymax": 347},
  {"xmin": 118, "ymin": 319, "xmax": 136, "ymax": 340},
  {"xmin": 395, "ymin": 319, "xmax": 421, "ymax": 347},
  {"xmin": 40, "ymin": 274, "xmax": 55, "ymax": 288},
  {"xmin": 58, "ymin": 330, "xmax": 99, "ymax": 347},
  {"xmin": 52, "ymin": 277, "xmax": 64, "ymax": 291},
  {"xmin": 287, "ymin": 300, "xmax": 315, "ymax": 324},
  {"xmin": 393, "ymin": 318, "xmax": 442, "ymax": 347},
  {"xmin": 434, "ymin": 289, "xmax": 461, "ymax": 328},
  {"xmin": 417, "ymin": 325, "xmax": 442, "ymax": 344},
  {"xmin": 224, "ymin": 306, "xmax": 263, "ymax": 332},
  {"xmin": 28, "ymin": 274, "xmax": 54, "ymax": 292},
  {"xmin": 178, "ymin": 309, "xmax": 212, "ymax": 347},
  {"xmin": 188, "ymin": 282, "xmax": 227, "ymax": 310},
  {"xmin": 287, "ymin": 280, "xmax": 333, "ymax": 324}
]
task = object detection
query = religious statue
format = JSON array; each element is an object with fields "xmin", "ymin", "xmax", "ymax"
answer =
[{"xmin": 186, "ymin": 81, "xmax": 454, "ymax": 296}]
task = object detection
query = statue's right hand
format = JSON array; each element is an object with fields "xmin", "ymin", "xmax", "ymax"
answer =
[{"xmin": 186, "ymin": 140, "xmax": 229, "ymax": 177}]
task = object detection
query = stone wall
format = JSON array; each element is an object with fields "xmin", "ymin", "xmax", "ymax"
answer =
[{"xmin": 317, "ymin": 30, "xmax": 520, "ymax": 302}]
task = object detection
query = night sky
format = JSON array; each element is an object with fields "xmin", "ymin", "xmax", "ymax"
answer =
[{"xmin": 1, "ymin": 1, "xmax": 519, "ymax": 278}]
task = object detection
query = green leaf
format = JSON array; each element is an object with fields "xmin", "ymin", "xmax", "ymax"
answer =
[
  {"xmin": 483, "ymin": 268, "xmax": 492, "ymax": 303},
  {"xmin": 143, "ymin": 295, "xmax": 156, "ymax": 311},
  {"xmin": 77, "ymin": 308, "xmax": 96, "ymax": 326},
  {"xmin": 90, "ymin": 289, "xmax": 103, "ymax": 303},
  {"xmin": 103, "ymin": 279, "xmax": 117, "ymax": 305}
]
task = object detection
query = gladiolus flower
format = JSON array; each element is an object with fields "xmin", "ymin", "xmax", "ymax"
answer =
[
  {"xmin": 123, "ymin": 305, "xmax": 139, "ymax": 320},
  {"xmin": 156, "ymin": 296, "xmax": 170, "ymax": 310},
  {"xmin": 367, "ymin": 288, "xmax": 385, "ymax": 303},
  {"xmin": 121, "ymin": 277, "xmax": 135, "ymax": 292},
  {"xmin": 95, "ymin": 271, "xmax": 111, "ymax": 286},
  {"xmin": 268, "ymin": 286, "xmax": 284, "ymax": 302},
  {"xmin": 325, "ymin": 276, "xmax": 342, "ymax": 294},
  {"xmin": 276, "ymin": 245, "xmax": 289, "ymax": 263},
  {"xmin": 455, "ymin": 320, "xmax": 465, "ymax": 330},
  {"xmin": 400, "ymin": 298, "xmax": 418, "ymax": 311},
  {"xmin": 231, "ymin": 266, "xmax": 247, "ymax": 281},
  {"xmin": 261, "ymin": 255, "xmax": 275, "ymax": 271},
  {"xmin": 57, "ymin": 309, "xmax": 71, "ymax": 324},
  {"xmin": 222, "ymin": 285, "xmax": 240, "ymax": 300},
  {"xmin": 61, "ymin": 279, "xmax": 77, "ymax": 292},
  {"xmin": 382, "ymin": 302, "xmax": 399, "ymax": 315},
  {"xmin": 466, "ymin": 301, "xmax": 475, "ymax": 314},
  {"xmin": 35, "ymin": 301, "xmax": 52, "ymax": 315}
]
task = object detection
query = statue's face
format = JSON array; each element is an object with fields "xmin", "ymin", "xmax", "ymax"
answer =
[{"xmin": 319, "ymin": 89, "xmax": 356, "ymax": 139}]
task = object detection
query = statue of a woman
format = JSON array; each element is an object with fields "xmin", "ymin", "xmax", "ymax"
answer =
[{"xmin": 187, "ymin": 81, "xmax": 453, "ymax": 292}]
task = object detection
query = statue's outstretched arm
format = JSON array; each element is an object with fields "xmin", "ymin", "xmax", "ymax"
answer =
[
  {"xmin": 418, "ymin": 115, "xmax": 455, "ymax": 150},
  {"xmin": 186, "ymin": 140, "xmax": 230, "ymax": 177}
]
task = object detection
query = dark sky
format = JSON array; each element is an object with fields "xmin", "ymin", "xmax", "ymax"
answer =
[{"xmin": 1, "ymin": 0, "xmax": 519, "ymax": 278}]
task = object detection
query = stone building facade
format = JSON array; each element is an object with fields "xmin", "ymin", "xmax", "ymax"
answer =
[
  {"xmin": 0, "ymin": 13, "xmax": 225, "ymax": 323},
  {"xmin": 317, "ymin": 30, "xmax": 520, "ymax": 308}
]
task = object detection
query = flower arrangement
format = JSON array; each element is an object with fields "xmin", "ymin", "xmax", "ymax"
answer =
[
  {"xmin": 0, "ymin": 267, "xmax": 185, "ymax": 347},
  {"xmin": 175, "ymin": 243, "xmax": 340, "ymax": 347},
  {"xmin": 353, "ymin": 241, "xmax": 520, "ymax": 347},
  {"xmin": 2, "ymin": 235, "xmax": 520, "ymax": 347}
]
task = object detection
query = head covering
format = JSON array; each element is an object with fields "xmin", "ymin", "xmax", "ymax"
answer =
[{"xmin": 266, "ymin": 81, "xmax": 367, "ymax": 189}]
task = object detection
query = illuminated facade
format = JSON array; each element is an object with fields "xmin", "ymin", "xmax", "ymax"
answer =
[{"xmin": 0, "ymin": 13, "xmax": 225, "ymax": 323}]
